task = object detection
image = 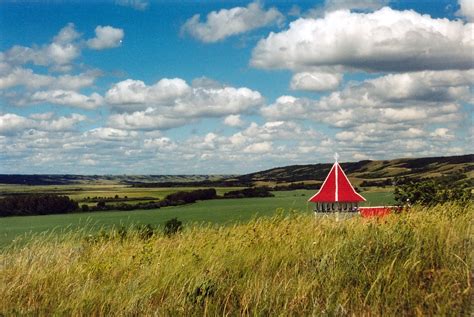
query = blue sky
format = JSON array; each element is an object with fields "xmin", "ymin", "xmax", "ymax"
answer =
[{"xmin": 0, "ymin": 0, "xmax": 472, "ymax": 174}]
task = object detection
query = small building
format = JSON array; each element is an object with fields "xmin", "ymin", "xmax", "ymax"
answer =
[{"xmin": 308, "ymin": 154, "xmax": 366, "ymax": 212}]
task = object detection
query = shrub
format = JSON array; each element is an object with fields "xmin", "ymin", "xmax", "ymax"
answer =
[
  {"xmin": 135, "ymin": 224, "xmax": 155, "ymax": 240},
  {"xmin": 163, "ymin": 217, "xmax": 182, "ymax": 236}
]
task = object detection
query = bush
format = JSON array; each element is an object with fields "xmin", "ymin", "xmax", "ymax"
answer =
[
  {"xmin": 135, "ymin": 224, "xmax": 155, "ymax": 240},
  {"xmin": 81, "ymin": 204, "xmax": 90, "ymax": 212},
  {"xmin": 163, "ymin": 217, "xmax": 182, "ymax": 236}
]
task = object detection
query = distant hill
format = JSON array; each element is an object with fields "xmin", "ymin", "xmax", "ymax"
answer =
[
  {"xmin": 233, "ymin": 154, "xmax": 473, "ymax": 187},
  {"xmin": 0, "ymin": 154, "xmax": 472, "ymax": 187},
  {"xmin": 0, "ymin": 174, "xmax": 229, "ymax": 186}
]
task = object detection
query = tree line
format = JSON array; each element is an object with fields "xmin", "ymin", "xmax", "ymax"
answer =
[
  {"xmin": 394, "ymin": 177, "xmax": 472, "ymax": 206},
  {"xmin": 0, "ymin": 194, "xmax": 78, "ymax": 217},
  {"xmin": 0, "ymin": 187, "xmax": 275, "ymax": 217}
]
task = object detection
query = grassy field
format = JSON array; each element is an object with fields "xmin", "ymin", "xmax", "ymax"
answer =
[
  {"xmin": 0, "ymin": 184, "xmax": 242, "ymax": 201},
  {"xmin": 0, "ymin": 190, "xmax": 394, "ymax": 247},
  {"xmin": 1, "ymin": 203, "xmax": 471, "ymax": 315}
]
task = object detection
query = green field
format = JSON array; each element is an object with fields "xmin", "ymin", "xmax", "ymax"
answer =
[
  {"xmin": 0, "ymin": 189, "xmax": 394, "ymax": 247},
  {"xmin": 0, "ymin": 184, "xmax": 243, "ymax": 200}
]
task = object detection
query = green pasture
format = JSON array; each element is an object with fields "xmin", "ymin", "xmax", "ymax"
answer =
[{"xmin": 0, "ymin": 189, "xmax": 394, "ymax": 247}]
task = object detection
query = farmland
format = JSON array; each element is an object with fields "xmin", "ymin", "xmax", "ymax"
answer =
[
  {"xmin": 0, "ymin": 188, "xmax": 394, "ymax": 247},
  {"xmin": 1, "ymin": 203, "xmax": 471, "ymax": 315}
]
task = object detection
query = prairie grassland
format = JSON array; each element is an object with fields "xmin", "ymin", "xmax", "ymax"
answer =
[
  {"xmin": 0, "ymin": 190, "xmax": 393, "ymax": 247},
  {"xmin": 1, "ymin": 203, "xmax": 471, "ymax": 316}
]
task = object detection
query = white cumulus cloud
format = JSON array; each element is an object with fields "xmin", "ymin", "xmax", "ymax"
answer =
[
  {"xmin": 0, "ymin": 113, "xmax": 86, "ymax": 135},
  {"xmin": 251, "ymin": 7, "xmax": 473, "ymax": 72},
  {"xmin": 457, "ymin": 0, "xmax": 474, "ymax": 22},
  {"xmin": 108, "ymin": 110, "xmax": 187, "ymax": 131},
  {"xmin": 182, "ymin": 1, "xmax": 284, "ymax": 43},
  {"xmin": 324, "ymin": 0, "xmax": 389, "ymax": 12},
  {"xmin": 243, "ymin": 141, "xmax": 272, "ymax": 154},
  {"xmin": 290, "ymin": 71, "xmax": 343, "ymax": 91},
  {"xmin": 2, "ymin": 23, "xmax": 81, "ymax": 71},
  {"xmin": 105, "ymin": 77, "xmax": 264, "ymax": 130},
  {"xmin": 87, "ymin": 26, "xmax": 124, "ymax": 50},
  {"xmin": 224, "ymin": 114, "xmax": 244, "ymax": 127},
  {"xmin": 30, "ymin": 90, "xmax": 104, "ymax": 109},
  {"xmin": 0, "ymin": 67, "xmax": 99, "ymax": 90}
]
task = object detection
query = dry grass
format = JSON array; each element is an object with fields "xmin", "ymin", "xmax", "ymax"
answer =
[{"xmin": 1, "ymin": 203, "xmax": 472, "ymax": 316}]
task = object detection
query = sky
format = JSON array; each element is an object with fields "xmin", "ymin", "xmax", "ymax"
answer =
[{"xmin": 0, "ymin": 0, "xmax": 472, "ymax": 174}]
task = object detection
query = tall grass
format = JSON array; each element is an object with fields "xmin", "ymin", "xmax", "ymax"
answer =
[{"xmin": 1, "ymin": 203, "xmax": 472, "ymax": 315}]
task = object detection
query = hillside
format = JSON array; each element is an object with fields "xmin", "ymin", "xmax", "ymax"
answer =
[
  {"xmin": 0, "ymin": 154, "xmax": 472, "ymax": 186},
  {"xmin": 233, "ymin": 154, "xmax": 473, "ymax": 187},
  {"xmin": 0, "ymin": 174, "xmax": 229, "ymax": 186}
]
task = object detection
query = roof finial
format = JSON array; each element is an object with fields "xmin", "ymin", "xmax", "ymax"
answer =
[{"xmin": 334, "ymin": 152, "xmax": 339, "ymax": 163}]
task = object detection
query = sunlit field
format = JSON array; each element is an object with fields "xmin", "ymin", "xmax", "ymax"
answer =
[
  {"xmin": 0, "ymin": 189, "xmax": 393, "ymax": 247},
  {"xmin": 1, "ymin": 203, "xmax": 471, "ymax": 315}
]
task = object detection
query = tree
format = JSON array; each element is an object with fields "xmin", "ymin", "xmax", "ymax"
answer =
[
  {"xmin": 394, "ymin": 177, "xmax": 471, "ymax": 206},
  {"xmin": 0, "ymin": 194, "xmax": 78, "ymax": 217}
]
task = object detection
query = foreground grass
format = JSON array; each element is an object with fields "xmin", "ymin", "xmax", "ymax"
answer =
[{"xmin": 2, "ymin": 203, "xmax": 471, "ymax": 315}]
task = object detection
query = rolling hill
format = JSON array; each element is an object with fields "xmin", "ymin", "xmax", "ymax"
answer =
[
  {"xmin": 0, "ymin": 154, "xmax": 472, "ymax": 187},
  {"xmin": 233, "ymin": 154, "xmax": 473, "ymax": 187}
]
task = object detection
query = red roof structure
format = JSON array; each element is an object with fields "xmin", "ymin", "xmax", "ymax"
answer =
[{"xmin": 308, "ymin": 157, "xmax": 366, "ymax": 203}]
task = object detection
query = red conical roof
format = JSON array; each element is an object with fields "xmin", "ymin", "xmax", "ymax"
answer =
[{"xmin": 308, "ymin": 162, "xmax": 366, "ymax": 203}]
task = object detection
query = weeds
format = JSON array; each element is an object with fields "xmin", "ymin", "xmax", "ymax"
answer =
[{"xmin": 0, "ymin": 203, "xmax": 472, "ymax": 315}]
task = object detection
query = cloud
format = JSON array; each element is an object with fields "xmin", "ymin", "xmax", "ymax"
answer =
[
  {"xmin": 29, "ymin": 90, "xmax": 104, "ymax": 109},
  {"xmin": 108, "ymin": 110, "xmax": 187, "ymax": 131},
  {"xmin": 0, "ymin": 23, "xmax": 124, "ymax": 72},
  {"xmin": 457, "ymin": 0, "xmax": 474, "ymax": 21},
  {"xmin": 264, "ymin": 70, "xmax": 472, "ymax": 122},
  {"xmin": 86, "ymin": 127, "xmax": 137, "ymax": 141},
  {"xmin": 0, "ymin": 113, "xmax": 86, "ymax": 135},
  {"xmin": 243, "ymin": 141, "xmax": 272, "ymax": 154},
  {"xmin": 290, "ymin": 71, "xmax": 343, "ymax": 91},
  {"xmin": 29, "ymin": 112, "xmax": 54, "ymax": 120},
  {"xmin": 87, "ymin": 26, "xmax": 124, "ymax": 50},
  {"xmin": 115, "ymin": 0, "xmax": 148, "ymax": 11},
  {"xmin": 0, "ymin": 67, "xmax": 100, "ymax": 90},
  {"xmin": 0, "ymin": 113, "xmax": 34, "ymax": 135},
  {"xmin": 251, "ymin": 7, "xmax": 473, "ymax": 72},
  {"xmin": 324, "ymin": 0, "xmax": 389, "ymax": 12},
  {"xmin": 144, "ymin": 137, "xmax": 177, "ymax": 151},
  {"xmin": 105, "ymin": 78, "xmax": 190, "ymax": 110},
  {"xmin": 262, "ymin": 69, "xmax": 470, "ymax": 153},
  {"xmin": 430, "ymin": 128, "xmax": 455, "ymax": 140},
  {"xmin": 181, "ymin": 1, "xmax": 284, "ymax": 43},
  {"xmin": 1, "ymin": 23, "xmax": 81, "ymax": 71},
  {"xmin": 224, "ymin": 114, "xmax": 244, "ymax": 127},
  {"xmin": 42, "ymin": 114, "xmax": 87, "ymax": 131},
  {"xmin": 106, "ymin": 77, "xmax": 264, "ymax": 130}
]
